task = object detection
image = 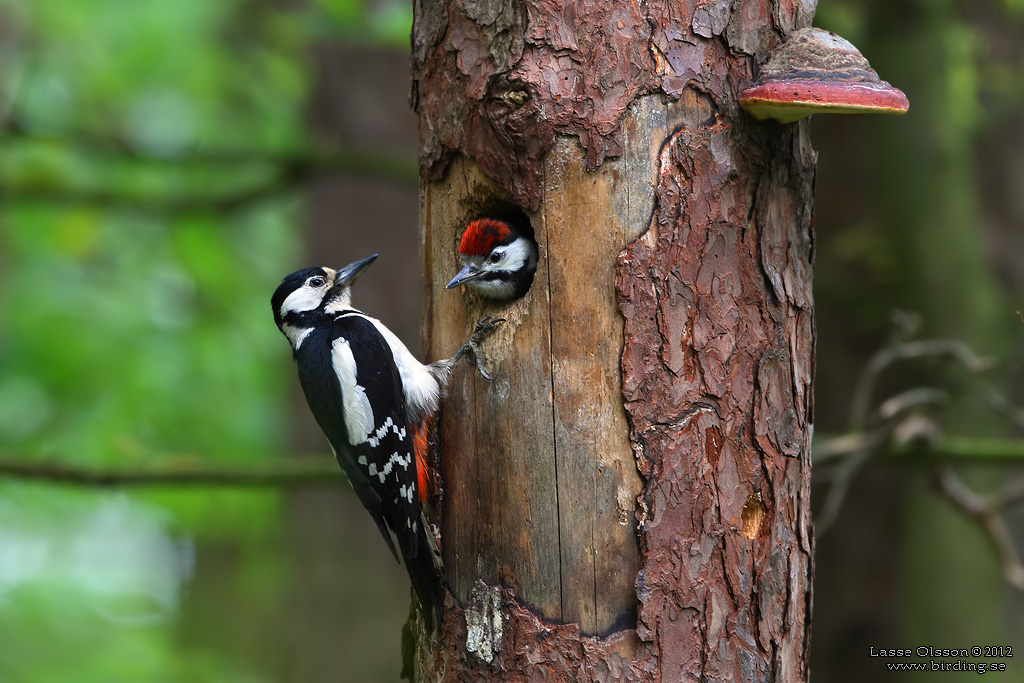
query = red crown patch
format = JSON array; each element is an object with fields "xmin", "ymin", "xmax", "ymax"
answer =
[{"xmin": 459, "ymin": 218, "xmax": 512, "ymax": 256}]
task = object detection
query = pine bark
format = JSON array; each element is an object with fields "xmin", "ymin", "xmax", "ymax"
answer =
[{"xmin": 412, "ymin": 0, "xmax": 817, "ymax": 680}]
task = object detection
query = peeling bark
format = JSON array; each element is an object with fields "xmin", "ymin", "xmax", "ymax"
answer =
[
  {"xmin": 413, "ymin": 0, "xmax": 658, "ymax": 208},
  {"xmin": 413, "ymin": 0, "xmax": 817, "ymax": 679},
  {"xmin": 616, "ymin": 121, "xmax": 815, "ymax": 682}
]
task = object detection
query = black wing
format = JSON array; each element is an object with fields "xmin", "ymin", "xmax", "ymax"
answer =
[
  {"xmin": 296, "ymin": 314, "xmax": 418, "ymax": 560},
  {"xmin": 323, "ymin": 315, "xmax": 444, "ymax": 626}
]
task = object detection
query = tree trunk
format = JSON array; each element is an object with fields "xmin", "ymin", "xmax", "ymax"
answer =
[{"xmin": 411, "ymin": 0, "xmax": 817, "ymax": 679}]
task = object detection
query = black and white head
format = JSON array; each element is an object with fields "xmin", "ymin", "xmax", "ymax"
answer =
[
  {"xmin": 445, "ymin": 218, "xmax": 538, "ymax": 301},
  {"xmin": 271, "ymin": 254, "xmax": 377, "ymax": 350}
]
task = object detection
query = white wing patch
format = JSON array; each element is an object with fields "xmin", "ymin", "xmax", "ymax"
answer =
[
  {"xmin": 491, "ymin": 236, "xmax": 533, "ymax": 273},
  {"xmin": 331, "ymin": 336, "xmax": 375, "ymax": 445},
  {"xmin": 367, "ymin": 416, "xmax": 408, "ymax": 448},
  {"xmin": 399, "ymin": 483, "xmax": 415, "ymax": 504}
]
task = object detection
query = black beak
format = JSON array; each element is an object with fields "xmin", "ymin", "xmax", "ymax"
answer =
[
  {"xmin": 445, "ymin": 263, "xmax": 484, "ymax": 290},
  {"xmin": 333, "ymin": 254, "xmax": 378, "ymax": 289}
]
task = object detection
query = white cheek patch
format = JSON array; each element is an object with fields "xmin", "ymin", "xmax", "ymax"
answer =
[
  {"xmin": 331, "ymin": 337, "xmax": 375, "ymax": 445},
  {"xmin": 496, "ymin": 237, "xmax": 532, "ymax": 271},
  {"xmin": 280, "ymin": 286, "xmax": 326, "ymax": 317}
]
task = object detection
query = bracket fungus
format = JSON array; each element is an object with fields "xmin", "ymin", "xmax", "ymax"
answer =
[{"xmin": 740, "ymin": 28, "xmax": 909, "ymax": 124}]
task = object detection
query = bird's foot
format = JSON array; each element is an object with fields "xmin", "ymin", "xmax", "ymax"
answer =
[{"xmin": 456, "ymin": 316, "xmax": 504, "ymax": 379}]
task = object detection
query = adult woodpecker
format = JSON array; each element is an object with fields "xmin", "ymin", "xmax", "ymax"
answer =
[
  {"xmin": 445, "ymin": 218, "xmax": 538, "ymax": 300},
  {"xmin": 271, "ymin": 254, "xmax": 499, "ymax": 627}
]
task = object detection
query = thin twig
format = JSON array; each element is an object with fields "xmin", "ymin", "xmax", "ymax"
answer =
[
  {"xmin": 894, "ymin": 435, "xmax": 1024, "ymax": 462},
  {"xmin": 976, "ymin": 384, "xmax": 1024, "ymax": 435},
  {"xmin": 815, "ymin": 322, "xmax": 1024, "ymax": 587},
  {"xmin": 877, "ymin": 388, "xmax": 947, "ymax": 421},
  {"xmin": 932, "ymin": 464, "xmax": 1024, "ymax": 590},
  {"xmin": 849, "ymin": 339, "xmax": 991, "ymax": 433},
  {"xmin": 819, "ymin": 335, "xmax": 996, "ymax": 537},
  {"xmin": 813, "ymin": 433, "xmax": 1024, "ymax": 464},
  {"xmin": 814, "ymin": 429, "xmax": 890, "ymax": 534},
  {"xmin": 990, "ymin": 475, "xmax": 1024, "ymax": 510},
  {"xmin": 0, "ymin": 455, "xmax": 344, "ymax": 488},
  {"xmin": 812, "ymin": 430, "xmax": 889, "ymax": 464}
]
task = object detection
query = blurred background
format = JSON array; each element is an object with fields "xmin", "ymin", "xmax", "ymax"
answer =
[{"xmin": 0, "ymin": 0, "xmax": 1020, "ymax": 681}]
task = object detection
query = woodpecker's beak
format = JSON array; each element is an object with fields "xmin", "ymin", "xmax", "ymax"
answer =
[
  {"xmin": 445, "ymin": 264, "xmax": 484, "ymax": 290},
  {"xmin": 333, "ymin": 254, "xmax": 378, "ymax": 288}
]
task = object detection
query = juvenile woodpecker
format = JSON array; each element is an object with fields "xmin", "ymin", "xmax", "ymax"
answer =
[
  {"xmin": 445, "ymin": 218, "xmax": 538, "ymax": 300},
  {"xmin": 271, "ymin": 254, "xmax": 499, "ymax": 627}
]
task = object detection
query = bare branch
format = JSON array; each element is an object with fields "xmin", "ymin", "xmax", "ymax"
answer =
[
  {"xmin": 838, "ymin": 322, "xmax": 1020, "ymax": 451},
  {"xmin": 813, "ymin": 432, "xmax": 1024, "ymax": 537},
  {"xmin": 976, "ymin": 384, "xmax": 1024, "ymax": 435},
  {"xmin": 849, "ymin": 339, "xmax": 992, "ymax": 432},
  {"xmin": 814, "ymin": 441, "xmax": 874, "ymax": 535},
  {"xmin": 1, "ymin": 118, "xmax": 418, "ymax": 183},
  {"xmin": 814, "ymin": 323, "xmax": 1024, "ymax": 587},
  {"xmin": 933, "ymin": 465, "xmax": 1024, "ymax": 590},
  {"xmin": 0, "ymin": 128, "xmax": 418, "ymax": 215},
  {"xmin": 877, "ymin": 387, "xmax": 947, "ymax": 421},
  {"xmin": 813, "ymin": 433, "xmax": 1024, "ymax": 464},
  {"xmin": 811, "ymin": 430, "xmax": 888, "ymax": 464},
  {"xmin": 897, "ymin": 435, "xmax": 1024, "ymax": 462},
  {"xmin": 990, "ymin": 474, "xmax": 1024, "ymax": 509},
  {"xmin": 0, "ymin": 455, "xmax": 344, "ymax": 488}
]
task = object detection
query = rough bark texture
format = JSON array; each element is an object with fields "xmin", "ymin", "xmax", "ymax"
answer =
[
  {"xmin": 412, "ymin": 0, "xmax": 817, "ymax": 679},
  {"xmin": 615, "ymin": 117, "xmax": 816, "ymax": 682}
]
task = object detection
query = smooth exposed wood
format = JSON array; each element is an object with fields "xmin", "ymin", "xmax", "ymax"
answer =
[
  {"xmin": 423, "ymin": 156, "xmax": 562, "ymax": 618},
  {"xmin": 420, "ymin": 144, "xmax": 645, "ymax": 632},
  {"xmin": 543, "ymin": 136, "xmax": 647, "ymax": 632}
]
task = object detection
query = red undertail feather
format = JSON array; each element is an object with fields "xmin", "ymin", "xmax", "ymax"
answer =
[
  {"xmin": 459, "ymin": 218, "xmax": 511, "ymax": 256},
  {"xmin": 412, "ymin": 421, "xmax": 430, "ymax": 503}
]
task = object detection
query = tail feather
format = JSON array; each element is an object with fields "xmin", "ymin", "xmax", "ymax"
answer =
[{"xmin": 405, "ymin": 513, "xmax": 445, "ymax": 630}]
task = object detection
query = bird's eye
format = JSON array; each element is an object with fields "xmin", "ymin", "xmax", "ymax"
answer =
[
  {"xmin": 489, "ymin": 251, "xmax": 502, "ymax": 264},
  {"xmin": 308, "ymin": 276, "xmax": 327, "ymax": 288}
]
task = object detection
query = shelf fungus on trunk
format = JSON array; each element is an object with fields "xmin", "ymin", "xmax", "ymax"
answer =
[{"xmin": 740, "ymin": 27, "xmax": 909, "ymax": 124}]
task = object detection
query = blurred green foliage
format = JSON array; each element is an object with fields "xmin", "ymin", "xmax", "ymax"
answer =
[
  {"xmin": 814, "ymin": 0, "xmax": 1024, "ymax": 344},
  {"xmin": 0, "ymin": 0, "xmax": 417, "ymax": 679}
]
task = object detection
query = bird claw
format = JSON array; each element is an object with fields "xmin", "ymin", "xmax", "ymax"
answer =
[
  {"xmin": 459, "ymin": 316, "xmax": 504, "ymax": 379},
  {"xmin": 472, "ymin": 316, "xmax": 505, "ymax": 339}
]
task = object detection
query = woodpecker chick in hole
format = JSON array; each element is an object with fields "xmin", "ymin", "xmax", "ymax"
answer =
[
  {"xmin": 271, "ymin": 254, "xmax": 501, "ymax": 628},
  {"xmin": 446, "ymin": 218, "xmax": 538, "ymax": 300}
]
